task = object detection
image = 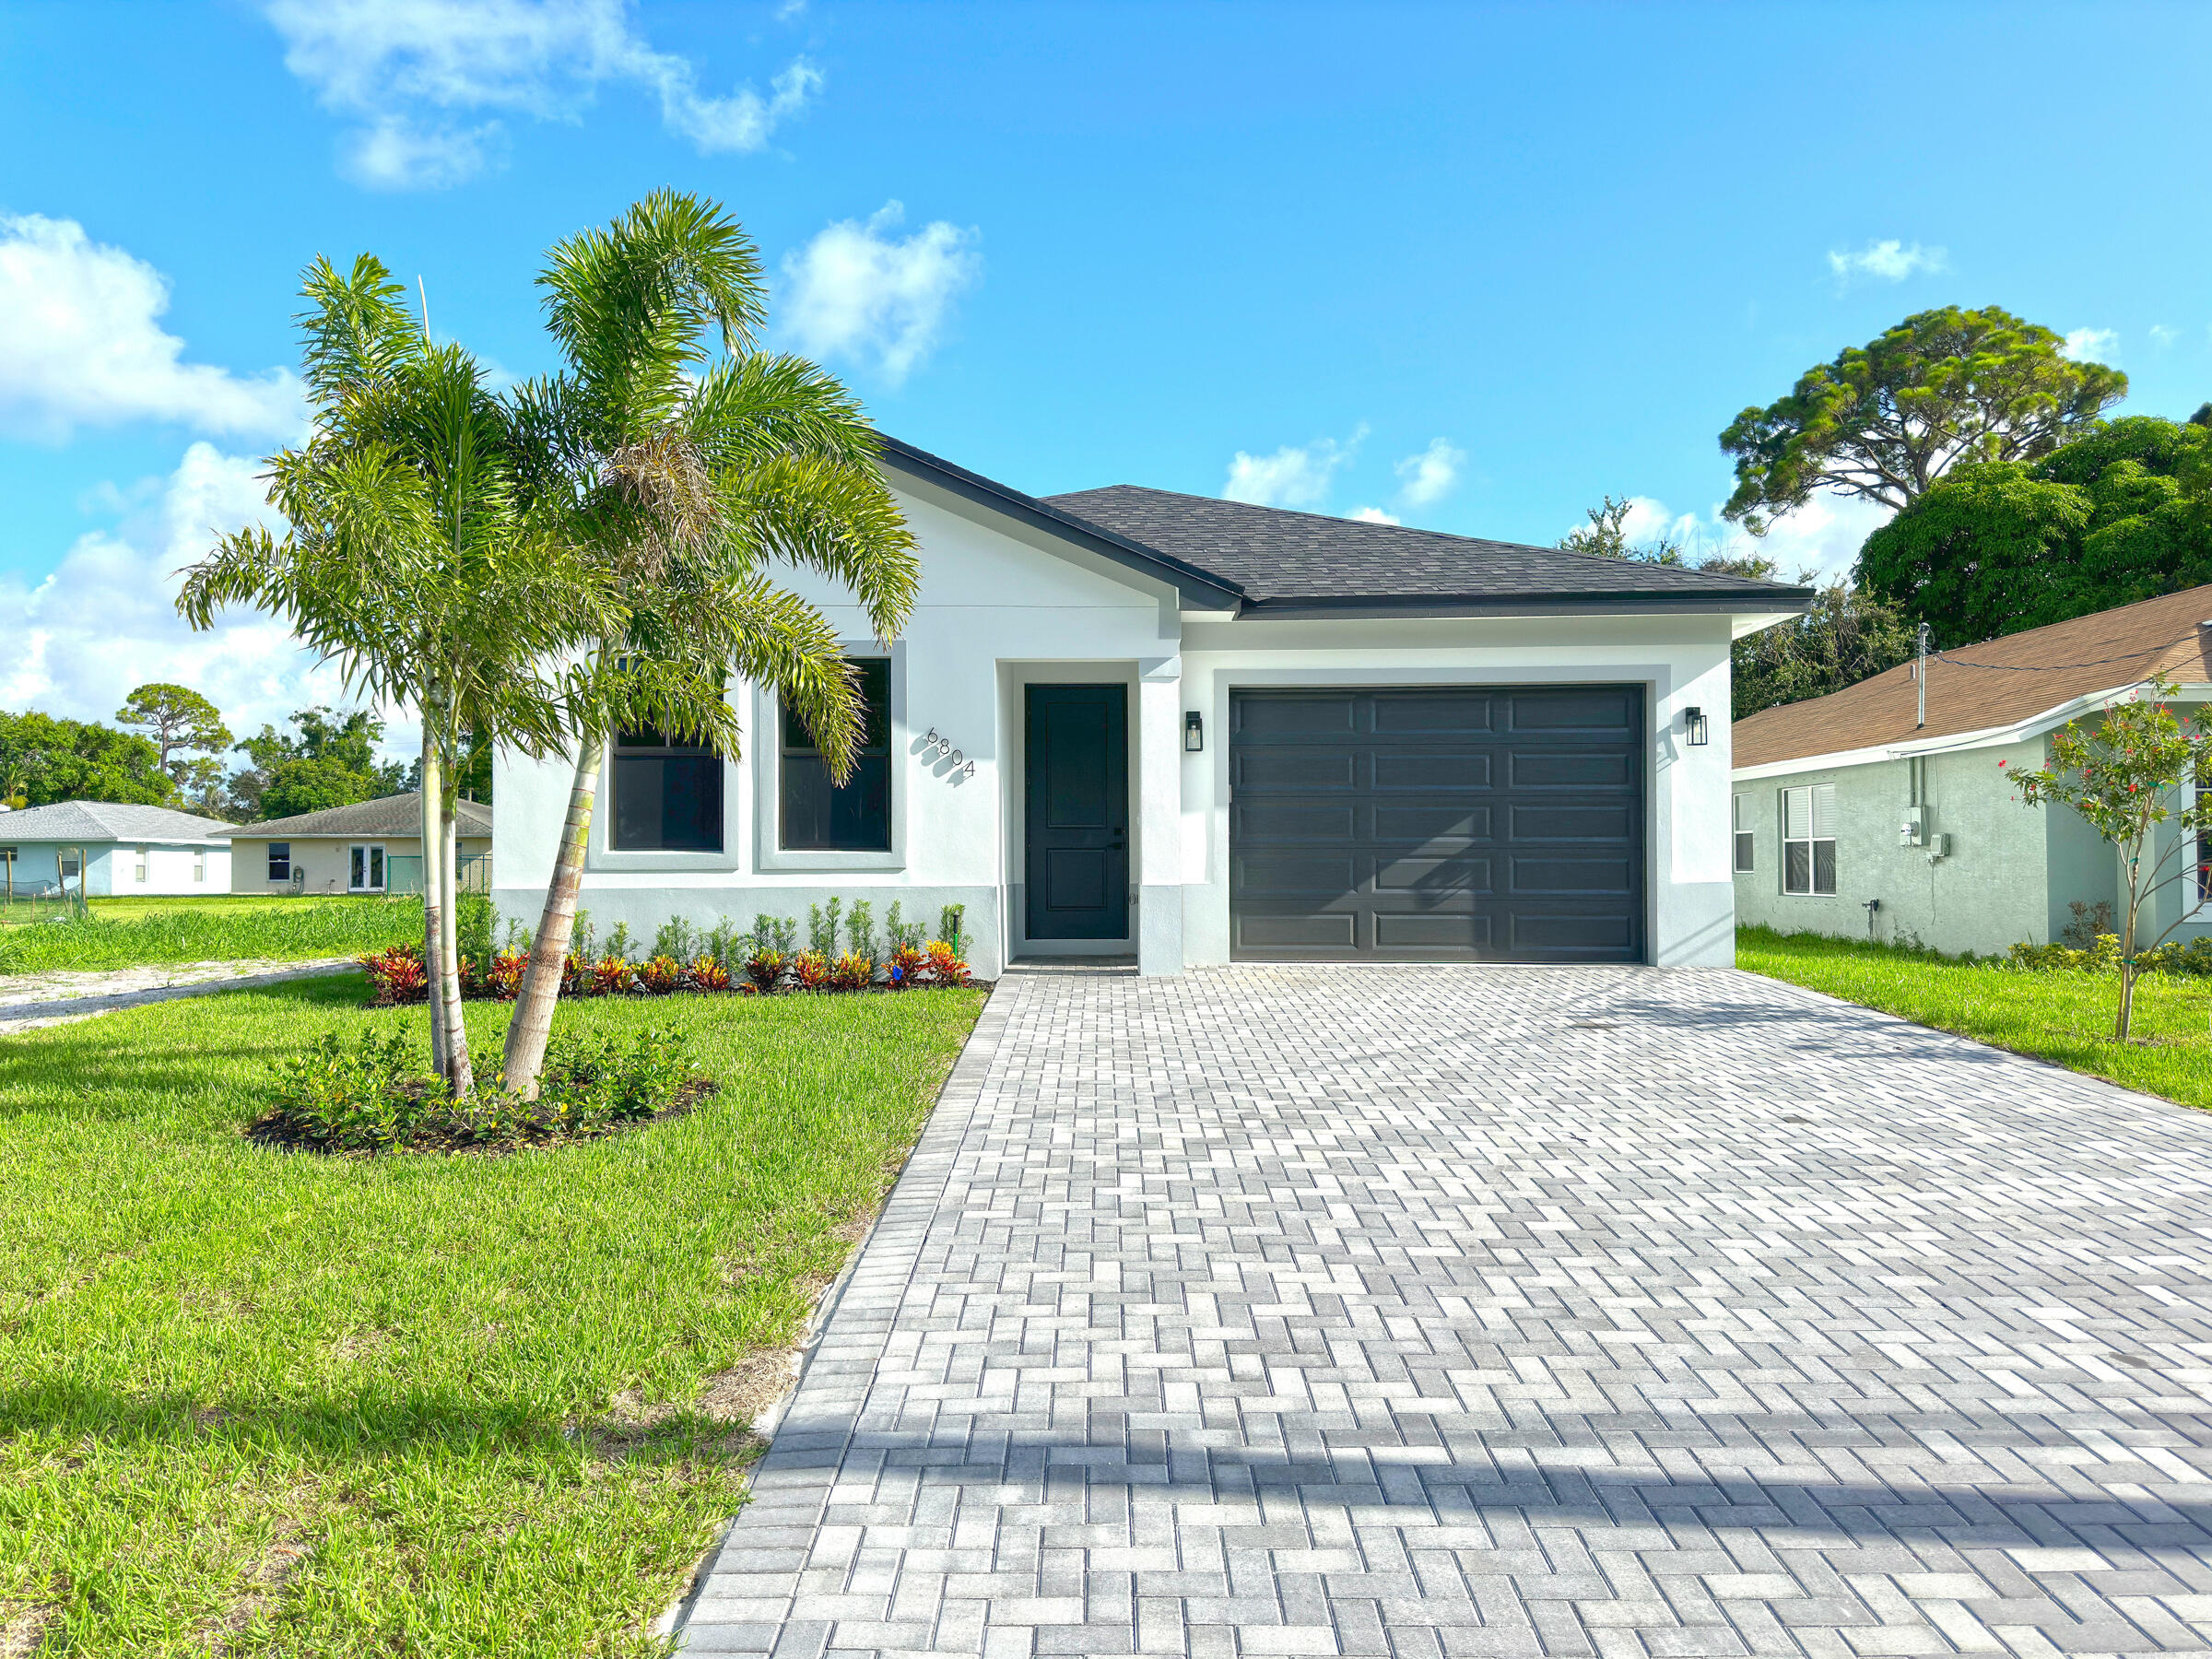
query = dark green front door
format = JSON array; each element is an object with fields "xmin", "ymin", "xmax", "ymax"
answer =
[{"xmin": 1024, "ymin": 684, "xmax": 1129, "ymax": 940}]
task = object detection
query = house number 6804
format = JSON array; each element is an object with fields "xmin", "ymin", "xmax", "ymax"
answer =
[{"xmin": 923, "ymin": 728, "xmax": 976, "ymax": 779}]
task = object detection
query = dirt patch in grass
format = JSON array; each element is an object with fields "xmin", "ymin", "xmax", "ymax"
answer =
[{"xmin": 0, "ymin": 1598, "xmax": 59, "ymax": 1658}]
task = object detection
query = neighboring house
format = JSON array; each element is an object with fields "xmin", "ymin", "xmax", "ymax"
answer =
[
  {"xmin": 225, "ymin": 793, "xmax": 492, "ymax": 897},
  {"xmin": 1734, "ymin": 584, "xmax": 2212, "ymax": 956},
  {"xmin": 494, "ymin": 437, "xmax": 1811, "ymax": 976},
  {"xmin": 0, "ymin": 800, "xmax": 232, "ymax": 897}
]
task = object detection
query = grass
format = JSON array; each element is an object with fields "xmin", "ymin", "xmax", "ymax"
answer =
[
  {"xmin": 0, "ymin": 897, "xmax": 420, "ymax": 975},
  {"xmin": 1738, "ymin": 924, "xmax": 2212, "ymax": 1111},
  {"xmin": 0, "ymin": 978, "xmax": 985, "ymax": 1655}
]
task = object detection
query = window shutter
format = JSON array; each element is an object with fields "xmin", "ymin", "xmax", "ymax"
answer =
[
  {"xmin": 1811, "ymin": 782, "xmax": 1838, "ymax": 839},
  {"xmin": 1783, "ymin": 786, "xmax": 1810, "ymax": 841}
]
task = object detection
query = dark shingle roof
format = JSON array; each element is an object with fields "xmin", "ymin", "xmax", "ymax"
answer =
[
  {"xmin": 0, "ymin": 801, "xmax": 233, "ymax": 841},
  {"xmin": 226, "ymin": 792, "xmax": 492, "ymax": 840},
  {"xmin": 1043, "ymin": 486, "xmax": 1810, "ymax": 614}
]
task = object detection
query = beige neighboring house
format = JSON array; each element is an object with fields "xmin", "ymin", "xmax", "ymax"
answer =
[{"xmin": 224, "ymin": 792, "xmax": 492, "ymax": 896}]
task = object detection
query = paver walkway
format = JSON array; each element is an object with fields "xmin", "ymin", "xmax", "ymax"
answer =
[{"xmin": 681, "ymin": 965, "xmax": 2212, "ymax": 1658}]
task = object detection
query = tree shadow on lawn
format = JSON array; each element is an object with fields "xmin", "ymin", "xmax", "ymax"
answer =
[
  {"xmin": 0, "ymin": 975, "xmax": 435, "ymax": 1126},
  {"xmin": 0, "ymin": 1375, "xmax": 755, "ymax": 1473}
]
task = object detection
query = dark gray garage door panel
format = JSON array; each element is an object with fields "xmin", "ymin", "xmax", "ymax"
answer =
[{"xmin": 1229, "ymin": 686, "xmax": 1645, "ymax": 963}]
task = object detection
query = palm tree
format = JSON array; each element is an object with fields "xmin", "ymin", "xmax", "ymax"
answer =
[
  {"xmin": 182, "ymin": 254, "xmax": 609, "ymax": 1095},
  {"xmin": 500, "ymin": 192, "xmax": 921, "ymax": 1094}
]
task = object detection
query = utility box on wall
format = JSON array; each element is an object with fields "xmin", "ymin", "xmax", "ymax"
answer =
[{"xmin": 1900, "ymin": 805, "xmax": 1926, "ymax": 847}]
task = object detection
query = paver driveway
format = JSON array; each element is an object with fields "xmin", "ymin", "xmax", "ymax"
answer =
[{"xmin": 680, "ymin": 965, "xmax": 2212, "ymax": 1658}]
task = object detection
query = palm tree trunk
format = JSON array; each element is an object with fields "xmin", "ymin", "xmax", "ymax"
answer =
[
  {"xmin": 438, "ymin": 782, "xmax": 472, "ymax": 1095},
  {"xmin": 502, "ymin": 736, "xmax": 601, "ymax": 1097},
  {"xmin": 419, "ymin": 724, "xmax": 449, "ymax": 1081}
]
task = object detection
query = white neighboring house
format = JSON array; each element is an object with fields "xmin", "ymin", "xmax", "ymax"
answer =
[
  {"xmin": 0, "ymin": 801, "xmax": 233, "ymax": 898},
  {"xmin": 494, "ymin": 438, "xmax": 1811, "ymax": 976}
]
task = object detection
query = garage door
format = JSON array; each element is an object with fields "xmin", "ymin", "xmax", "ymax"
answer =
[{"xmin": 1229, "ymin": 686, "xmax": 1645, "ymax": 963}]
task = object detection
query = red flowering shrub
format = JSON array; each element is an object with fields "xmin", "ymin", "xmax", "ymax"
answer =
[
  {"xmin": 486, "ymin": 948, "xmax": 527, "ymax": 1000},
  {"xmin": 830, "ymin": 951, "xmax": 874, "ymax": 991},
  {"xmin": 790, "ymin": 949, "xmax": 830, "ymax": 991},
  {"xmin": 884, "ymin": 944, "xmax": 924, "ymax": 988},
  {"xmin": 743, "ymin": 949, "xmax": 784, "ymax": 993},
  {"xmin": 359, "ymin": 946, "xmax": 428, "ymax": 1006},
  {"xmin": 592, "ymin": 956, "xmax": 635, "ymax": 995},
  {"xmin": 922, "ymin": 941, "xmax": 971, "ymax": 986},
  {"xmin": 687, "ymin": 955, "xmax": 731, "ymax": 992},
  {"xmin": 639, "ymin": 954, "xmax": 685, "ymax": 994}
]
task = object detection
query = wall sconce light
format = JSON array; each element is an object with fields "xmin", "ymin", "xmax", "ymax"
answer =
[
  {"xmin": 1681, "ymin": 706, "xmax": 1709, "ymax": 747},
  {"xmin": 1183, "ymin": 711, "xmax": 1205, "ymax": 752}
]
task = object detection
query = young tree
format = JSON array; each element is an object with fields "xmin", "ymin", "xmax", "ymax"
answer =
[
  {"xmin": 1720, "ymin": 305, "xmax": 2127, "ymax": 531},
  {"xmin": 115, "ymin": 683, "xmax": 233, "ymax": 794},
  {"xmin": 2005, "ymin": 678, "xmax": 2212, "ymax": 1039},
  {"xmin": 498, "ymin": 191, "xmax": 920, "ymax": 1096},
  {"xmin": 182, "ymin": 254, "xmax": 609, "ymax": 1096}
]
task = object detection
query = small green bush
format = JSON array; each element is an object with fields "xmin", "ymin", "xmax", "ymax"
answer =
[
  {"xmin": 2009, "ymin": 933, "xmax": 2212, "ymax": 977},
  {"xmin": 256, "ymin": 1021, "xmax": 705, "ymax": 1153}
]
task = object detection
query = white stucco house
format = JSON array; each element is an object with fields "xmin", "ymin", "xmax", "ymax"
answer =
[
  {"xmin": 493, "ymin": 438, "xmax": 1810, "ymax": 976},
  {"xmin": 0, "ymin": 801, "xmax": 233, "ymax": 897}
]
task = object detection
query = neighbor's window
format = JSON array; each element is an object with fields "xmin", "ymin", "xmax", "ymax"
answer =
[
  {"xmin": 268, "ymin": 842, "xmax": 291, "ymax": 882},
  {"xmin": 0, "ymin": 847, "xmax": 14, "ymax": 893},
  {"xmin": 780, "ymin": 657, "xmax": 891, "ymax": 852},
  {"xmin": 1782, "ymin": 783, "xmax": 1837, "ymax": 896},
  {"xmin": 193, "ymin": 848, "xmax": 206, "ymax": 884},
  {"xmin": 1732, "ymin": 794, "xmax": 1754, "ymax": 873},
  {"xmin": 135, "ymin": 845, "xmax": 148, "ymax": 883},
  {"xmin": 611, "ymin": 726, "xmax": 724, "ymax": 853},
  {"xmin": 2198, "ymin": 764, "xmax": 2212, "ymax": 907}
]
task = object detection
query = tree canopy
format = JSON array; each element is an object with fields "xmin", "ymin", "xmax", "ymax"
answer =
[
  {"xmin": 229, "ymin": 705, "xmax": 409, "ymax": 820},
  {"xmin": 0, "ymin": 711, "xmax": 173, "ymax": 807},
  {"xmin": 1719, "ymin": 304, "xmax": 2127, "ymax": 530},
  {"xmin": 1855, "ymin": 415, "xmax": 2212, "ymax": 647}
]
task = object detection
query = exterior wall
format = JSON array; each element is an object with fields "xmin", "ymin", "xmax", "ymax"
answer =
[
  {"xmin": 228, "ymin": 834, "xmax": 489, "ymax": 895},
  {"xmin": 1736, "ymin": 735, "xmax": 2064, "ymax": 955},
  {"xmin": 492, "ymin": 478, "xmax": 1746, "ymax": 975},
  {"xmin": 0, "ymin": 839, "xmax": 227, "ymax": 898}
]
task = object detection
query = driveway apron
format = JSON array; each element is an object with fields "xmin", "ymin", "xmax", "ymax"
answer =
[{"xmin": 681, "ymin": 965, "xmax": 2212, "ymax": 1657}]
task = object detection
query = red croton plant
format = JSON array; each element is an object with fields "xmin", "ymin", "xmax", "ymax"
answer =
[{"xmin": 2005, "ymin": 675, "xmax": 2212, "ymax": 1039}]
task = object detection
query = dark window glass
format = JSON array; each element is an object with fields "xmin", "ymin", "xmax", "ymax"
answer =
[
  {"xmin": 1813, "ymin": 840, "xmax": 1837, "ymax": 895},
  {"xmin": 268, "ymin": 842, "xmax": 291, "ymax": 881},
  {"xmin": 611, "ymin": 726, "xmax": 725, "ymax": 852},
  {"xmin": 1784, "ymin": 841, "xmax": 1811, "ymax": 895},
  {"xmin": 781, "ymin": 658, "xmax": 891, "ymax": 852},
  {"xmin": 1734, "ymin": 831, "xmax": 1755, "ymax": 874}
]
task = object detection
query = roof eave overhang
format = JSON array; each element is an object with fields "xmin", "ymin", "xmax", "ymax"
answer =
[
  {"xmin": 1733, "ymin": 677, "xmax": 2212, "ymax": 780},
  {"xmin": 1229, "ymin": 589, "xmax": 1817, "ymax": 623},
  {"xmin": 876, "ymin": 435, "xmax": 1245, "ymax": 611}
]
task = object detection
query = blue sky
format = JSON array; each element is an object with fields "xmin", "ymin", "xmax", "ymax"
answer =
[{"xmin": 3, "ymin": 0, "xmax": 2208, "ymax": 748}]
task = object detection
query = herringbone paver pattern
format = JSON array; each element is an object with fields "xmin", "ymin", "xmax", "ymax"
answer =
[{"xmin": 682, "ymin": 966, "xmax": 2212, "ymax": 1658}]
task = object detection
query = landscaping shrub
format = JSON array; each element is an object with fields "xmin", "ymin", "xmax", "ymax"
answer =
[
  {"xmin": 2008, "ymin": 933, "xmax": 2212, "ymax": 977},
  {"xmin": 254, "ymin": 1021, "xmax": 707, "ymax": 1153}
]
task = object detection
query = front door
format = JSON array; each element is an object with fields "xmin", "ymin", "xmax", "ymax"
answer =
[
  {"xmin": 349, "ymin": 843, "xmax": 386, "ymax": 893},
  {"xmin": 1024, "ymin": 684, "xmax": 1129, "ymax": 940}
]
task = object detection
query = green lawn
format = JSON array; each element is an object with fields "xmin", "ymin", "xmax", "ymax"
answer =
[
  {"xmin": 1738, "ymin": 924, "xmax": 2212, "ymax": 1110},
  {"xmin": 0, "ymin": 978, "xmax": 984, "ymax": 1656},
  {"xmin": 0, "ymin": 897, "xmax": 420, "ymax": 974}
]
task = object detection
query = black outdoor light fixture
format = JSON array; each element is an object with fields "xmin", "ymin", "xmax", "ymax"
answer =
[
  {"xmin": 1183, "ymin": 710, "xmax": 1205, "ymax": 752},
  {"xmin": 1681, "ymin": 706, "xmax": 1709, "ymax": 747}
]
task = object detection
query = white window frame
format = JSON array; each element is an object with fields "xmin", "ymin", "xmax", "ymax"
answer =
[
  {"xmin": 1732, "ymin": 794, "xmax": 1754, "ymax": 874},
  {"xmin": 348, "ymin": 842, "xmax": 386, "ymax": 893},
  {"xmin": 267, "ymin": 841, "xmax": 291, "ymax": 884},
  {"xmin": 754, "ymin": 640, "xmax": 909, "ymax": 873},
  {"xmin": 1781, "ymin": 783, "xmax": 1838, "ymax": 896},
  {"xmin": 192, "ymin": 848, "xmax": 206, "ymax": 884},
  {"xmin": 135, "ymin": 845, "xmax": 148, "ymax": 883}
]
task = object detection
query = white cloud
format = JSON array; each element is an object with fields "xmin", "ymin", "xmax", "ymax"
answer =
[
  {"xmin": 1562, "ymin": 489, "xmax": 1893, "ymax": 586},
  {"xmin": 1223, "ymin": 425, "xmax": 1367, "ymax": 509},
  {"xmin": 1347, "ymin": 505, "xmax": 1400, "ymax": 525},
  {"xmin": 778, "ymin": 203, "xmax": 981, "ymax": 385},
  {"xmin": 0, "ymin": 216, "xmax": 302, "ymax": 442},
  {"xmin": 1393, "ymin": 437, "xmax": 1465, "ymax": 509},
  {"xmin": 0, "ymin": 444, "xmax": 402, "ymax": 759},
  {"xmin": 2061, "ymin": 326, "xmax": 2119, "ymax": 363},
  {"xmin": 1826, "ymin": 239, "xmax": 1947, "ymax": 283},
  {"xmin": 2149, "ymin": 324, "xmax": 2182, "ymax": 348},
  {"xmin": 264, "ymin": 0, "xmax": 821, "ymax": 190}
]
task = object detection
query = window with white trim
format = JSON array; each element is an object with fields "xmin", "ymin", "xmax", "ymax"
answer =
[
  {"xmin": 267, "ymin": 842, "xmax": 291, "ymax": 882},
  {"xmin": 1782, "ymin": 783, "xmax": 1837, "ymax": 895},
  {"xmin": 611, "ymin": 726, "xmax": 724, "ymax": 852},
  {"xmin": 1732, "ymin": 794, "xmax": 1754, "ymax": 873},
  {"xmin": 2196, "ymin": 763, "xmax": 2212, "ymax": 909},
  {"xmin": 135, "ymin": 845, "xmax": 148, "ymax": 883},
  {"xmin": 193, "ymin": 848, "xmax": 206, "ymax": 884},
  {"xmin": 780, "ymin": 657, "xmax": 891, "ymax": 852}
]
